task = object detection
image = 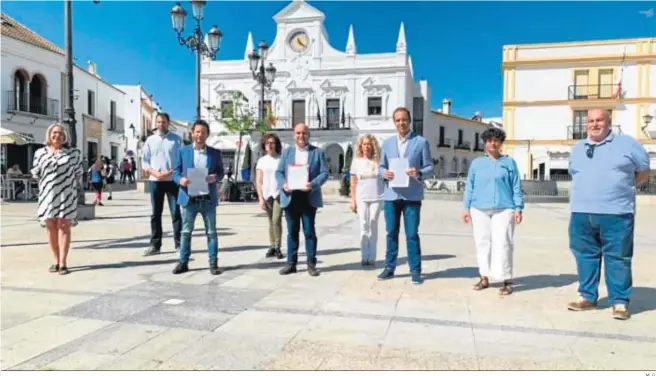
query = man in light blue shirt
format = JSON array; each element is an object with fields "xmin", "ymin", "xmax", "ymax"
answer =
[
  {"xmin": 567, "ymin": 108, "xmax": 650, "ymax": 320},
  {"xmin": 377, "ymin": 107, "xmax": 433, "ymax": 285},
  {"xmin": 141, "ymin": 112, "xmax": 183, "ymax": 256}
]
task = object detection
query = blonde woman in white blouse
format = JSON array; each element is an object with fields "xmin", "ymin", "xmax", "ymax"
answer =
[{"xmin": 350, "ymin": 135, "xmax": 384, "ymax": 268}]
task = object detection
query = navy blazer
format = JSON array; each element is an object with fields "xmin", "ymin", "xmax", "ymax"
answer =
[
  {"xmin": 275, "ymin": 144, "xmax": 329, "ymax": 209},
  {"xmin": 379, "ymin": 132, "xmax": 434, "ymax": 201},
  {"xmin": 173, "ymin": 145, "xmax": 224, "ymax": 207}
]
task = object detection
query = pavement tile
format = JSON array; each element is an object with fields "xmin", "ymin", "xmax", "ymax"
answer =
[
  {"xmin": 2, "ymin": 192, "xmax": 656, "ymax": 371},
  {"xmin": 167, "ymin": 331, "xmax": 287, "ymax": 370}
]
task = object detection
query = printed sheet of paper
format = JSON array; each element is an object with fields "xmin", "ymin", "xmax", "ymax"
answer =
[
  {"xmin": 287, "ymin": 164, "xmax": 309, "ymax": 191},
  {"xmin": 389, "ymin": 158, "xmax": 409, "ymax": 188},
  {"xmin": 187, "ymin": 167, "xmax": 209, "ymax": 196}
]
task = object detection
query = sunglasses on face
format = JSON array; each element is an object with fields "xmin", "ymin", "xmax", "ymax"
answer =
[{"xmin": 586, "ymin": 145, "xmax": 595, "ymax": 159}]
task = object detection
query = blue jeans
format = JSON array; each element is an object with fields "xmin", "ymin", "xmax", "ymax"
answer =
[
  {"xmin": 284, "ymin": 192, "xmax": 318, "ymax": 266},
  {"xmin": 383, "ymin": 200, "xmax": 422, "ymax": 274},
  {"xmin": 569, "ymin": 212, "xmax": 634, "ymax": 305},
  {"xmin": 179, "ymin": 199, "xmax": 218, "ymax": 263}
]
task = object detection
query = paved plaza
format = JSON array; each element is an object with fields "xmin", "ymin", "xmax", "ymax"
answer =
[{"xmin": 1, "ymin": 190, "xmax": 656, "ymax": 371}]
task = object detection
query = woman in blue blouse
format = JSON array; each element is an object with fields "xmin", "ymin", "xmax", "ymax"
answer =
[{"xmin": 461, "ymin": 128, "xmax": 524, "ymax": 295}]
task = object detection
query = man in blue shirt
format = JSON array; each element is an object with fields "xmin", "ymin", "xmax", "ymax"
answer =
[
  {"xmin": 567, "ymin": 108, "xmax": 650, "ymax": 320},
  {"xmin": 377, "ymin": 107, "xmax": 434, "ymax": 285},
  {"xmin": 141, "ymin": 113, "xmax": 183, "ymax": 256}
]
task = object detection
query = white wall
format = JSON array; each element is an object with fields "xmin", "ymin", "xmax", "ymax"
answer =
[
  {"xmin": 1, "ymin": 35, "xmax": 64, "ymax": 144},
  {"xmin": 73, "ymin": 65, "xmax": 126, "ymax": 162},
  {"xmin": 423, "ymin": 112, "xmax": 487, "ymax": 177}
]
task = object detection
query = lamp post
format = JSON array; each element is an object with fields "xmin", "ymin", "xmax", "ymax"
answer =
[
  {"xmin": 170, "ymin": 1, "xmax": 222, "ymax": 121},
  {"xmin": 64, "ymin": 0, "xmax": 99, "ymax": 207},
  {"xmin": 248, "ymin": 40, "xmax": 277, "ymax": 121}
]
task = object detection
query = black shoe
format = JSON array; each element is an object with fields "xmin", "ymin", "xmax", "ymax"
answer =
[
  {"xmin": 307, "ymin": 264, "xmax": 320, "ymax": 277},
  {"xmin": 279, "ymin": 264, "xmax": 297, "ymax": 275},
  {"xmin": 265, "ymin": 248, "xmax": 276, "ymax": 258},
  {"xmin": 377, "ymin": 268, "xmax": 395, "ymax": 281},
  {"xmin": 143, "ymin": 246, "xmax": 161, "ymax": 257},
  {"xmin": 107, "ymin": 196, "xmax": 112, "ymax": 201},
  {"xmin": 275, "ymin": 248, "xmax": 284, "ymax": 259},
  {"xmin": 209, "ymin": 260, "xmax": 221, "ymax": 275},
  {"xmin": 172, "ymin": 262, "xmax": 189, "ymax": 274}
]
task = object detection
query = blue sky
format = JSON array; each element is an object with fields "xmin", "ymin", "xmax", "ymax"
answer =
[{"xmin": 2, "ymin": 1, "xmax": 654, "ymax": 122}]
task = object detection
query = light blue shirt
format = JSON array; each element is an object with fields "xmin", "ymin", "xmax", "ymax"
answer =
[
  {"xmin": 569, "ymin": 131, "xmax": 649, "ymax": 215},
  {"xmin": 463, "ymin": 154, "xmax": 524, "ymax": 211},
  {"xmin": 142, "ymin": 131, "xmax": 182, "ymax": 182}
]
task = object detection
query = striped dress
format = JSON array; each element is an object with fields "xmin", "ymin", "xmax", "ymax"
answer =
[{"xmin": 30, "ymin": 147, "xmax": 83, "ymax": 226}]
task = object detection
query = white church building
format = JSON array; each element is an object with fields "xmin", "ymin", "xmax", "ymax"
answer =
[{"xmin": 201, "ymin": 0, "xmax": 431, "ymax": 177}]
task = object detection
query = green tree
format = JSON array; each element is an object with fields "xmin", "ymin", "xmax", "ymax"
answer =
[{"xmin": 208, "ymin": 92, "xmax": 270, "ymax": 177}]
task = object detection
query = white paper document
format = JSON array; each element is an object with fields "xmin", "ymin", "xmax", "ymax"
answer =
[
  {"xmin": 287, "ymin": 164, "xmax": 309, "ymax": 191},
  {"xmin": 187, "ymin": 167, "xmax": 209, "ymax": 196},
  {"xmin": 389, "ymin": 158, "xmax": 409, "ymax": 188}
]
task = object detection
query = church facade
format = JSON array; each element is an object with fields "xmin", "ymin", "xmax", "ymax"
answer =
[{"xmin": 201, "ymin": 0, "xmax": 429, "ymax": 177}]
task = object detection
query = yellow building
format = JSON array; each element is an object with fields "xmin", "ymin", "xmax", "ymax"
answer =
[{"xmin": 501, "ymin": 37, "xmax": 656, "ymax": 179}]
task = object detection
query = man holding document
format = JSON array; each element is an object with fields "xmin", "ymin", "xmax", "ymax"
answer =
[
  {"xmin": 275, "ymin": 123, "xmax": 328, "ymax": 277},
  {"xmin": 172, "ymin": 119, "xmax": 224, "ymax": 275},
  {"xmin": 378, "ymin": 107, "xmax": 434, "ymax": 285}
]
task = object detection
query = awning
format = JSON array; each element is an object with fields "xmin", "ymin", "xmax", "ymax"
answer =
[{"xmin": 0, "ymin": 128, "xmax": 34, "ymax": 145}]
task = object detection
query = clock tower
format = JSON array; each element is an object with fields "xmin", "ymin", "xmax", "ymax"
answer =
[{"xmin": 269, "ymin": 0, "xmax": 327, "ymax": 61}]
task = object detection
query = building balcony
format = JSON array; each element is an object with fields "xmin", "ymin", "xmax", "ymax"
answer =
[
  {"xmin": 567, "ymin": 84, "xmax": 620, "ymax": 101},
  {"xmin": 108, "ymin": 115, "xmax": 125, "ymax": 133},
  {"xmin": 437, "ymin": 138, "xmax": 452, "ymax": 148},
  {"xmin": 454, "ymin": 141, "xmax": 471, "ymax": 151},
  {"xmin": 267, "ymin": 116, "xmax": 353, "ymax": 131},
  {"xmin": 473, "ymin": 144, "xmax": 484, "ymax": 152},
  {"xmin": 567, "ymin": 125, "xmax": 623, "ymax": 140},
  {"xmin": 6, "ymin": 90, "xmax": 59, "ymax": 118}
]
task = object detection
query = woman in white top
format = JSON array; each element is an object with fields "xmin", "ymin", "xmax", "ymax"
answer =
[
  {"xmin": 350, "ymin": 135, "xmax": 384, "ymax": 268},
  {"xmin": 256, "ymin": 133, "xmax": 284, "ymax": 259}
]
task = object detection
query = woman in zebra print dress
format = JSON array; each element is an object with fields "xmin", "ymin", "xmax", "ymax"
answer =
[{"xmin": 30, "ymin": 123, "xmax": 83, "ymax": 275}]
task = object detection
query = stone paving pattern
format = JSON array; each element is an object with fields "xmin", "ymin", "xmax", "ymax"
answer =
[{"xmin": 1, "ymin": 191, "xmax": 656, "ymax": 370}]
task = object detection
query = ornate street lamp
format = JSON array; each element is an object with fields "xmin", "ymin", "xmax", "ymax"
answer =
[
  {"xmin": 170, "ymin": 1, "xmax": 222, "ymax": 120},
  {"xmin": 248, "ymin": 40, "xmax": 277, "ymax": 121}
]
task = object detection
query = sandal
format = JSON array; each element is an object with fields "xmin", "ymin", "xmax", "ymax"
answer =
[
  {"xmin": 499, "ymin": 281, "xmax": 513, "ymax": 295},
  {"xmin": 58, "ymin": 266, "xmax": 69, "ymax": 275},
  {"xmin": 473, "ymin": 277, "xmax": 489, "ymax": 291},
  {"xmin": 49, "ymin": 264, "xmax": 59, "ymax": 273}
]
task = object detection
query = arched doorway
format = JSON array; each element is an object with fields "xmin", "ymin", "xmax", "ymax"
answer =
[
  {"xmin": 461, "ymin": 158, "xmax": 469, "ymax": 174},
  {"xmin": 29, "ymin": 74, "xmax": 47, "ymax": 115},
  {"xmin": 451, "ymin": 157, "xmax": 458, "ymax": 174},
  {"xmin": 13, "ymin": 69, "xmax": 29, "ymax": 112},
  {"xmin": 323, "ymin": 143, "xmax": 343, "ymax": 177}
]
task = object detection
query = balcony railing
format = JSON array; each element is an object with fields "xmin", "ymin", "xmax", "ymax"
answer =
[
  {"xmin": 267, "ymin": 116, "xmax": 353, "ymax": 131},
  {"xmin": 108, "ymin": 115, "xmax": 125, "ymax": 133},
  {"xmin": 6, "ymin": 90, "xmax": 59, "ymax": 118},
  {"xmin": 455, "ymin": 140, "xmax": 471, "ymax": 150},
  {"xmin": 473, "ymin": 144, "xmax": 484, "ymax": 152},
  {"xmin": 567, "ymin": 84, "xmax": 621, "ymax": 100},
  {"xmin": 567, "ymin": 125, "xmax": 623, "ymax": 140},
  {"xmin": 438, "ymin": 138, "xmax": 452, "ymax": 148}
]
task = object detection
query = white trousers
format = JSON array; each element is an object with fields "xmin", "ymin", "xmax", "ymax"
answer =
[
  {"xmin": 357, "ymin": 200, "xmax": 381, "ymax": 262},
  {"xmin": 470, "ymin": 208, "xmax": 516, "ymax": 282}
]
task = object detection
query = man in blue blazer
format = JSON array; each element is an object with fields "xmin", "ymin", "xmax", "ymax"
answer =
[
  {"xmin": 378, "ymin": 107, "xmax": 434, "ymax": 284},
  {"xmin": 172, "ymin": 119, "xmax": 224, "ymax": 275},
  {"xmin": 275, "ymin": 123, "xmax": 329, "ymax": 277}
]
